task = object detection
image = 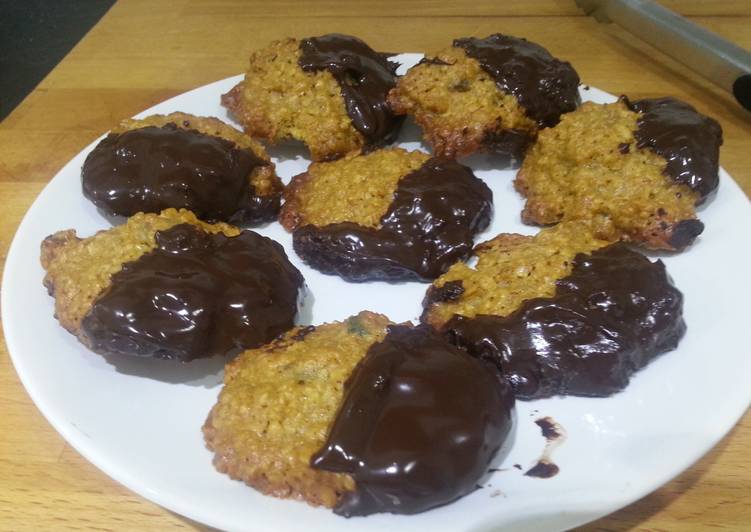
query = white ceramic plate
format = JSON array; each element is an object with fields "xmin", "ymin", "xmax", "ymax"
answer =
[{"xmin": 4, "ymin": 54, "xmax": 751, "ymax": 532}]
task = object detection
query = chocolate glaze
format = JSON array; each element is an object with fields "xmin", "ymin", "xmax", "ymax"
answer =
[
  {"xmin": 482, "ymin": 127, "xmax": 535, "ymax": 167},
  {"xmin": 293, "ymin": 158, "xmax": 492, "ymax": 282},
  {"xmin": 440, "ymin": 244, "xmax": 685, "ymax": 399},
  {"xmin": 624, "ymin": 97, "xmax": 722, "ymax": 202},
  {"xmin": 82, "ymin": 124, "xmax": 279, "ymax": 224},
  {"xmin": 524, "ymin": 461, "xmax": 559, "ymax": 479},
  {"xmin": 454, "ymin": 34, "xmax": 580, "ymax": 127},
  {"xmin": 418, "ymin": 56, "xmax": 451, "ymax": 66},
  {"xmin": 311, "ymin": 325, "xmax": 514, "ymax": 517},
  {"xmin": 298, "ymin": 34, "xmax": 403, "ymax": 149},
  {"xmin": 525, "ymin": 417, "xmax": 565, "ymax": 478},
  {"xmin": 291, "ymin": 325, "xmax": 317, "ymax": 342},
  {"xmin": 424, "ymin": 279, "xmax": 465, "ymax": 306},
  {"xmin": 668, "ymin": 219, "xmax": 705, "ymax": 249},
  {"xmin": 81, "ymin": 224, "xmax": 304, "ymax": 361},
  {"xmin": 535, "ymin": 417, "xmax": 562, "ymax": 440}
]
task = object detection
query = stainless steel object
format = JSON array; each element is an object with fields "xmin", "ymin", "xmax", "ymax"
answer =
[{"xmin": 576, "ymin": 0, "xmax": 751, "ymax": 111}]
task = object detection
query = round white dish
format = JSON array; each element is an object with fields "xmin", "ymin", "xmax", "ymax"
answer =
[{"xmin": 3, "ymin": 54, "xmax": 750, "ymax": 532}]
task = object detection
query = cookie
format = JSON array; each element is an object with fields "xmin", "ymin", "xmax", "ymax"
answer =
[
  {"xmin": 281, "ymin": 147, "xmax": 492, "ymax": 282},
  {"xmin": 422, "ymin": 221, "xmax": 611, "ymax": 329},
  {"xmin": 203, "ymin": 312, "xmax": 514, "ymax": 516},
  {"xmin": 515, "ymin": 97, "xmax": 722, "ymax": 250},
  {"xmin": 41, "ymin": 209, "xmax": 304, "ymax": 361},
  {"xmin": 422, "ymin": 222, "xmax": 685, "ymax": 399},
  {"xmin": 222, "ymin": 34, "xmax": 402, "ymax": 161},
  {"xmin": 388, "ymin": 34, "xmax": 580, "ymax": 160},
  {"xmin": 82, "ymin": 112, "xmax": 282, "ymax": 225}
]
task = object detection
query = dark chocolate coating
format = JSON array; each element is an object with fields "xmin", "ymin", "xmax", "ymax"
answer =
[
  {"xmin": 417, "ymin": 56, "xmax": 451, "ymax": 66},
  {"xmin": 524, "ymin": 461, "xmax": 559, "ymax": 478},
  {"xmin": 298, "ymin": 34, "xmax": 403, "ymax": 149},
  {"xmin": 293, "ymin": 158, "xmax": 492, "ymax": 282},
  {"xmin": 423, "ymin": 279, "xmax": 465, "ymax": 307},
  {"xmin": 441, "ymin": 244, "xmax": 685, "ymax": 399},
  {"xmin": 82, "ymin": 124, "xmax": 279, "ymax": 224},
  {"xmin": 535, "ymin": 417, "xmax": 562, "ymax": 440},
  {"xmin": 482, "ymin": 127, "xmax": 535, "ymax": 167},
  {"xmin": 524, "ymin": 418, "xmax": 563, "ymax": 478},
  {"xmin": 311, "ymin": 325, "xmax": 514, "ymax": 517},
  {"xmin": 81, "ymin": 224, "xmax": 304, "ymax": 361},
  {"xmin": 454, "ymin": 34, "xmax": 580, "ymax": 127},
  {"xmin": 668, "ymin": 219, "xmax": 705, "ymax": 249},
  {"xmin": 624, "ymin": 96, "xmax": 722, "ymax": 202}
]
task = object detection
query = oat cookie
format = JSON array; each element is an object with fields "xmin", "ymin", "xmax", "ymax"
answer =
[
  {"xmin": 281, "ymin": 147, "xmax": 492, "ymax": 282},
  {"xmin": 222, "ymin": 34, "xmax": 402, "ymax": 161},
  {"xmin": 388, "ymin": 34, "xmax": 580, "ymax": 160},
  {"xmin": 515, "ymin": 97, "xmax": 722, "ymax": 250},
  {"xmin": 82, "ymin": 112, "xmax": 282, "ymax": 225},
  {"xmin": 41, "ymin": 209, "xmax": 303, "ymax": 361}
]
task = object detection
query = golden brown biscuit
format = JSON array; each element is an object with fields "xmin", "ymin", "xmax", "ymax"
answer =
[
  {"xmin": 42, "ymin": 209, "xmax": 236, "ymax": 336},
  {"xmin": 388, "ymin": 34, "xmax": 580, "ymax": 160},
  {"xmin": 422, "ymin": 220, "xmax": 612, "ymax": 329},
  {"xmin": 82, "ymin": 112, "xmax": 283, "ymax": 225},
  {"xmin": 222, "ymin": 35, "xmax": 402, "ymax": 162},
  {"xmin": 113, "ymin": 112, "xmax": 271, "ymax": 163},
  {"xmin": 280, "ymin": 148, "xmax": 428, "ymax": 231},
  {"xmin": 428, "ymin": 241, "xmax": 685, "ymax": 400},
  {"xmin": 515, "ymin": 97, "xmax": 722, "ymax": 250},
  {"xmin": 279, "ymin": 148, "xmax": 492, "ymax": 282},
  {"xmin": 203, "ymin": 312, "xmax": 515, "ymax": 516},
  {"xmin": 422, "ymin": 221, "xmax": 686, "ymax": 399},
  {"xmin": 203, "ymin": 312, "xmax": 392, "ymax": 508},
  {"xmin": 41, "ymin": 209, "xmax": 304, "ymax": 361}
]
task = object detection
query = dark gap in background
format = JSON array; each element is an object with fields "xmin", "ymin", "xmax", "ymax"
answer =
[{"xmin": 0, "ymin": 0, "xmax": 116, "ymax": 121}]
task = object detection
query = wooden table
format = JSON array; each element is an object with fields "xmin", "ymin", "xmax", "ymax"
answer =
[{"xmin": 1, "ymin": 1, "xmax": 749, "ymax": 529}]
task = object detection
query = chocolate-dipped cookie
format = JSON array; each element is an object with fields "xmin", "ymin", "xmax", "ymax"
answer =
[
  {"xmin": 280, "ymin": 147, "xmax": 492, "ymax": 282},
  {"xmin": 423, "ymin": 221, "xmax": 686, "ymax": 399},
  {"xmin": 82, "ymin": 112, "xmax": 283, "ymax": 225},
  {"xmin": 515, "ymin": 97, "xmax": 722, "ymax": 250},
  {"xmin": 388, "ymin": 34, "xmax": 580, "ymax": 160},
  {"xmin": 222, "ymin": 34, "xmax": 402, "ymax": 161},
  {"xmin": 41, "ymin": 209, "xmax": 304, "ymax": 362},
  {"xmin": 203, "ymin": 312, "xmax": 514, "ymax": 516}
]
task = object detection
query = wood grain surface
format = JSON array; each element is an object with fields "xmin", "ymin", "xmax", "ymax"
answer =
[{"xmin": 1, "ymin": 1, "xmax": 749, "ymax": 530}]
